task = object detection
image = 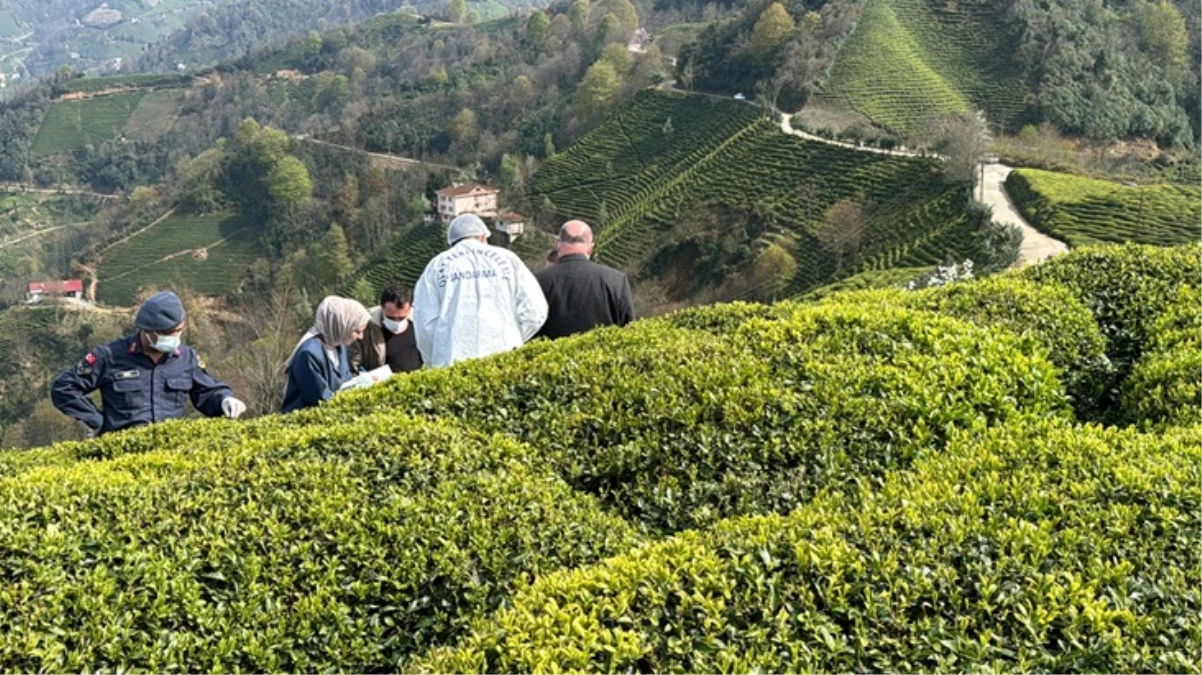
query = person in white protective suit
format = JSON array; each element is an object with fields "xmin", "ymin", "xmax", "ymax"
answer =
[{"xmin": 413, "ymin": 214, "xmax": 549, "ymax": 368}]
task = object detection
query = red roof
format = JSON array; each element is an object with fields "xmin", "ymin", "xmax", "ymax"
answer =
[
  {"xmin": 29, "ymin": 280, "xmax": 84, "ymax": 294},
  {"xmin": 436, "ymin": 183, "xmax": 498, "ymax": 197},
  {"xmin": 498, "ymin": 212, "xmax": 525, "ymax": 222}
]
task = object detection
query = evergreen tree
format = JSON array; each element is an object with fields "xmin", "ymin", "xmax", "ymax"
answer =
[{"xmin": 525, "ymin": 10, "xmax": 551, "ymax": 46}]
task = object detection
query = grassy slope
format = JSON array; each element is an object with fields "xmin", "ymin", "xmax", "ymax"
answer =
[
  {"xmin": 96, "ymin": 212, "xmax": 262, "ymax": 305},
  {"xmin": 1007, "ymin": 168, "xmax": 1202, "ymax": 248},
  {"xmin": 31, "ymin": 91, "xmax": 146, "ymax": 155},
  {"xmin": 825, "ymin": 0, "xmax": 1024, "ymax": 135},
  {"xmin": 533, "ymin": 90, "xmax": 978, "ymax": 295}
]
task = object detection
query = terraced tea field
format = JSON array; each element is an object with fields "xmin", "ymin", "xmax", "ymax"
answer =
[
  {"xmin": 534, "ymin": 90, "xmax": 979, "ymax": 295},
  {"xmin": 96, "ymin": 213, "xmax": 263, "ymax": 305},
  {"xmin": 1007, "ymin": 168, "xmax": 1202, "ymax": 248},
  {"xmin": 824, "ymin": 0, "xmax": 1025, "ymax": 135},
  {"xmin": 56, "ymin": 73, "xmax": 192, "ymax": 94},
  {"xmin": 31, "ymin": 92, "xmax": 146, "ymax": 156},
  {"xmin": 349, "ymin": 221, "xmax": 446, "ymax": 296}
]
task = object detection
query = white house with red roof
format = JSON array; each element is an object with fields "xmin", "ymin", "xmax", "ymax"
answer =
[
  {"xmin": 435, "ymin": 183, "xmax": 499, "ymax": 223},
  {"xmin": 27, "ymin": 280, "xmax": 84, "ymax": 304}
]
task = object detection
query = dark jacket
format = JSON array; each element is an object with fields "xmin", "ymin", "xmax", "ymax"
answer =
[
  {"xmin": 281, "ymin": 336, "xmax": 351, "ymax": 414},
  {"xmin": 534, "ymin": 254, "xmax": 635, "ymax": 339},
  {"xmin": 348, "ymin": 306, "xmax": 423, "ymax": 373},
  {"xmin": 52, "ymin": 333, "xmax": 232, "ymax": 436}
]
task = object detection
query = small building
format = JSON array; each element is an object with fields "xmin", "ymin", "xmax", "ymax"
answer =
[
  {"xmin": 627, "ymin": 28, "xmax": 652, "ymax": 53},
  {"xmin": 494, "ymin": 212, "xmax": 526, "ymax": 240},
  {"xmin": 27, "ymin": 279, "xmax": 84, "ymax": 304},
  {"xmin": 435, "ymin": 183, "xmax": 499, "ymax": 223}
]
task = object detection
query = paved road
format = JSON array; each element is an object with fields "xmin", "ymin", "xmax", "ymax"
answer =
[{"xmin": 979, "ymin": 164, "xmax": 1068, "ymax": 267}]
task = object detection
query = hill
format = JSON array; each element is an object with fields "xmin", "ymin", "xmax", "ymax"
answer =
[
  {"xmin": 532, "ymin": 90, "xmax": 986, "ymax": 297},
  {"xmin": 0, "ymin": 243, "xmax": 1196, "ymax": 671},
  {"xmin": 1006, "ymin": 168, "xmax": 1202, "ymax": 248},
  {"xmin": 822, "ymin": 0, "xmax": 1023, "ymax": 136},
  {"xmin": 95, "ymin": 212, "xmax": 263, "ymax": 306}
]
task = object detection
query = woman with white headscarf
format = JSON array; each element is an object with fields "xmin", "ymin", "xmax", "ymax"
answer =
[{"xmin": 281, "ymin": 295, "xmax": 371, "ymax": 413}]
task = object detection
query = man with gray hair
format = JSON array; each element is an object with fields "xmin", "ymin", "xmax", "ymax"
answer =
[
  {"xmin": 413, "ymin": 214, "xmax": 548, "ymax": 367},
  {"xmin": 535, "ymin": 219, "xmax": 635, "ymax": 340}
]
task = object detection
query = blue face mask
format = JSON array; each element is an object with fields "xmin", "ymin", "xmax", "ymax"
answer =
[{"xmin": 150, "ymin": 332, "xmax": 182, "ymax": 353}]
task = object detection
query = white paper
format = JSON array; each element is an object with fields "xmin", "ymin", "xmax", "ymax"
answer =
[{"xmin": 339, "ymin": 365, "xmax": 394, "ymax": 391}]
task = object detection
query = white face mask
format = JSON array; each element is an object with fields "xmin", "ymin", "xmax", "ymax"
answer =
[
  {"xmin": 150, "ymin": 333, "xmax": 181, "ymax": 353},
  {"xmin": 383, "ymin": 317, "xmax": 409, "ymax": 334}
]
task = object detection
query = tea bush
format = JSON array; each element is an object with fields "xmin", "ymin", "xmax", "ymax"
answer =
[
  {"xmin": 1121, "ymin": 284, "xmax": 1201, "ymax": 428},
  {"xmin": 328, "ymin": 304, "xmax": 1066, "ymax": 534},
  {"xmin": 417, "ymin": 418, "xmax": 1201, "ymax": 673},
  {"xmin": 0, "ymin": 414, "xmax": 642, "ymax": 672}
]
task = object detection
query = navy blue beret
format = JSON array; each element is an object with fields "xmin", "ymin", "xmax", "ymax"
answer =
[{"xmin": 135, "ymin": 291, "xmax": 186, "ymax": 332}]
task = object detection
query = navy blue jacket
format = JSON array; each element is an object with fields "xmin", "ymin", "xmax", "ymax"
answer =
[
  {"xmin": 52, "ymin": 333, "xmax": 233, "ymax": 436},
  {"xmin": 281, "ymin": 336, "xmax": 351, "ymax": 414}
]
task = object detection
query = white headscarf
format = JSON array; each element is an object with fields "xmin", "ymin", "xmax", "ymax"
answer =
[{"xmin": 285, "ymin": 295, "xmax": 370, "ymax": 368}]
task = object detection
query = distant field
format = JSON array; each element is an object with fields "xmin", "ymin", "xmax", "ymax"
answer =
[
  {"xmin": 57, "ymin": 73, "xmax": 191, "ymax": 94},
  {"xmin": 824, "ymin": 0, "xmax": 1025, "ymax": 135},
  {"xmin": 31, "ymin": 92, "xmax": 146, "ymax": 155},
  {"xmin": 350, "ymin": 221, "xmax": 445, "ymax": 297},
  {"xmin": 123, "ymin": 89, "xmax": 185, "ymax": 141},
  {"xmin": 1007, "ymin": 169, "xmax": 1202, "ymax": 248},
  {"xmin": 0, "ymin": 191, "xmax": 101, "ymax": 242},
  {"xmin": 97, "ymin": 213, "xmax": 263, "ymax": 305}
]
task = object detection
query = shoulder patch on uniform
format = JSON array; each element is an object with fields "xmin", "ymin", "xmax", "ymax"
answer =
[{"xmin": 85, "ymin": 353, "xmax": 97, "ymax": 365}]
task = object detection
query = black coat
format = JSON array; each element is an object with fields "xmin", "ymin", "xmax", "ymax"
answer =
[{"xmin": 535, "ymin": 254, "xmax": 635, "ymax": 339}]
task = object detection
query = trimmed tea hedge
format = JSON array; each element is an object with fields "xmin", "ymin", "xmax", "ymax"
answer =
[
  {"xmin": 1006, "ymin": 169, "xmax": 1202, "ymax": 248},
  {"xmin": 1024, "ymin": 243, "xmax": 1202, "ymax": 380},
  {"xmin": 416, "ymin": 418, "xmax": 1201, "ymax": 673},
  {"xmin": 0, "ymin": 414, "xmax": 642, "ymax": 671},
  {"xmin": 1121, "ymin": 284, "xmax": 1201, "ymax": 428},
  {"xmin": 329, "ymin": 304, "xmax": 1067, "ymax": 533}
]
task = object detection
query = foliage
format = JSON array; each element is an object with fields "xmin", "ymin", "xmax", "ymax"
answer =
[
  {"xmin": 96, "ymin": 213, "xmax": 264, "ymax": 306},
  {"xmin": 1006, "ymin": 168, "xmax": 1201, "ymax": 248},
  {"xmin": 329, "ymin": 304, "xmax": 1067, "ymax": 533},
  {"xmin": 532, "ymin": 91, "xmax": 983, "ymax": 295},
  {"xmin": 749, "ymin": 2, "xmax": 794, "ymax": 58},
  {"xmin": 265, "ymin": 156, "xmax": 314, "ymax": 207},
  {"xmin": 1120, "ymin": 284, "xmax": 1201, "ymax": 428},
  {"xmin": 31, "ymin": 92, "xmax": 147, "ymax": 156},
  {"xmin": 417, "ymin": 418, "xmax": 1200, "ymax": 673}
]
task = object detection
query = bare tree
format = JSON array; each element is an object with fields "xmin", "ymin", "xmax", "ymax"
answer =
[
  {"xmin": 815, "ymin": 199, "xmax": 866, "ymax": 272},
  {"xmin": 923, "ymin": 110, "xmax": 993, "ymax": 186}
]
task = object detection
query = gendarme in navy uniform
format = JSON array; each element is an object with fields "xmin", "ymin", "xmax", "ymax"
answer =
[{"xmin": 52, "ymin": 291, "xmax": 247, "ymax": 436}]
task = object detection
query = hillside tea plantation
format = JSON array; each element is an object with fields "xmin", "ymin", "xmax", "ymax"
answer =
[
  {"xmin": 1006, "ymin": 168, "xmax": 1202, "ymax": 248},
  {"xmin": 31, "ymin": 91, "xmax": 147, "ymax": 156},
  {"xmin": 533, "ymin": 90, "xmax": 983, "ymax": 294},
  {"xmin": 0, "ymin": 244, "xmax": 1197, "ymax": 672},
  {"xmin": 824, "ymin": 0, "xmax": 1025, "ymax": 135},
  {"xmin": 96, "ymin": 213, "xmax": 262, "ymax": 306}
]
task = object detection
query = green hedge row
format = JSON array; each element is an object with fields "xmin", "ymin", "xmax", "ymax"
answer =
[
  {"xmin": 416, "ymin": 417, "xmax": 1201, "ymax": 673},
  {"xmin": 328, "ymin": 304, "xmax": 1067, "ymax": 534},
  {"xmin": 1121, "ymin": 284, "xmax": 1201, "ymax": 428},
  {"xmin": 665, "ymin": 275, "xmax": 1110, "ymax": 421},
  {"xmin": 0, "ymin": 415, "xmax": 642, "ymax": 672}
]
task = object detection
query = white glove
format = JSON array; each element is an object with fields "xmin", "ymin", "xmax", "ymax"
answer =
[{"xmin": 221, "ymin": 397, "xmax": 247, "ymax": 419}]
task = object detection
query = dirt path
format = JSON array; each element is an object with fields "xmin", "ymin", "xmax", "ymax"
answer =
[
  {"xmin": 779, "ymin": 113, "xmax": 921, "ymax": 158},
  {"xmin": 979, "ymin": 164, "xmax": 1068, "ymax": 267},
  {"xmin": 0, "ymin": 182, "xmax": 120, "ymax": 199}
]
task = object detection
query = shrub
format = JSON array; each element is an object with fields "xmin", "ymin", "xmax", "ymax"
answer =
[
  {"xmin": 1024, "ymin": 243, "xmax": 1201, "ymax": 381},
  {"xmin": 329, "ymin": 305, "xmax": 1067, "ymax": 534},
  {"xmin": 416, "ymin": 418, "xmax": 1201, "ymax": 674},
  {"xmin": 0, "ymin": 414, "xmax": 642, "ymax": 672},
  {"xmin": 1121, "ymin": 284, "xmax": 1202, "ymax": 428}
]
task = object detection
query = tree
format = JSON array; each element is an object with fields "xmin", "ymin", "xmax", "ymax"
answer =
[
  {"xmin": 750, "ymin": 2, "xmax": 795, "ymax": 59},
  {"xmin": 447, "ymin": 0, "xmax": 467, "ymax": 23},
  {"xmin": 569, "ymin": 0, "xmax": 590, "ymax": 32},
  {"xmin": 313, "ymin": 224, "xmax": 354, "ymax": 290},
  {"xmin": 449, "ymin": 108, "xmax": 479, "ymax": 146},
  {"xmin": 526, "ymin": 10, "xmax": 551, "ymax": 47},
  {"xmin": 575, "ymin": 61, "xmax": 622, "ymax": 119},
  {"xmin": 924, "ymin": 111, "xmax": 992, "ymax": 186},
  {"xmin": 543, "ymin": 132, "xmax": 556, "ymax": 158},
  {"xmin": 816, "ymin": 199, "xmax": 865, "ymax": 272},
  {"xmin": 607, "ymin": 0, "xmax": 639, "ymax": 35},
  {"xmin": 596, "ymin": 12, "xmax": 627, "ymax": 45},
  {"xmin": 1135, "ymin": 0, "xmax": 1188, "ymax": 70},
  {"xmin": 499, "ymin": 153, "xmax": 524, "ymax": 192},
  {"xmin": 600, "ymin": 42, "xmax": 634, "ymax": 74},
  {"xmin": 266, "ymin": 156, "xmax": 313, "ymax": 207},
  {"xmin": 750, "ymin": 242, "xmax": 797, "ymax": 300}
]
